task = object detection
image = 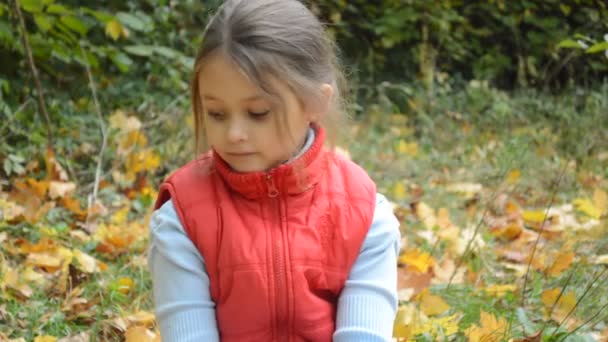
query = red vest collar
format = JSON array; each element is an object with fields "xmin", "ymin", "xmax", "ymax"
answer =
[{"xmin": 211, "ymin": 124, "xmax": 327, "ymax": 199}]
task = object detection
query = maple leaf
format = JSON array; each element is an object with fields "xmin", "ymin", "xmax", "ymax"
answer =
[
  {"xmin": 124, "ymin": 326, "xmax": 160, "ymax": 342},
  {"xmin": 465, "ymin": 311, "xmax": 508, "ymax": 342},
  {"xmin": 399, "ymin": 249, "xmax": 435, "ymax": 273}
]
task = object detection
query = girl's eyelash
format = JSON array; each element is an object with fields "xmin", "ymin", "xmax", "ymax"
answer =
[{"xmin": 249, "ymin": 110, "xmax": 270, "ymax": 117}]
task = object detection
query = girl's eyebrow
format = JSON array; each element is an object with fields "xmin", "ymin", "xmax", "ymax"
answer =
[{"xmin": 203, "ymin": 94, "xmax": 265, "ymax": 102}]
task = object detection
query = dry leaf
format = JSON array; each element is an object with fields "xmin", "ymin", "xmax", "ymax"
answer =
[
  {"xmin": 124, "ymin": 326, "xmax": 157, "ymax": 342},
  {"xmin": 573, "ymin": 198, "xmax": 601, "ymax": 219},
  {"xmin": 541, "ymin": 288, "xmax": 576, "ymax": 323},
  {"xmin": 33, "ymin": 336, "xmax": 57, "ymax": 342},
  {"xmin": 593, "ymin": 189, "xmax": 607, "ymax": 214},
  {"xmin": 48, "ymin": 181, "xmax": 76, "ymax": 200},
  {"xmin": 57, "ymin": 332, "xmax": 90, "ymax": 342},
  {"xmin": 545, "ymin": 252, "xmax": 575, "ymax": 277},
  {"xmin": 73, "ymin": 250, "xmax": 100, "ymax": 273},
  {"xmin": 484, "ymin": 284, "xmax": 517, "ymax": 298},
  {"xmin": 399, "ymin": 249, "xmax": 435, "ymax": 273},
  {"xmin": 417, "ymin": 288, "xmax": 450, "ymax": 316},
  {"xmin": 506, "ymin": 169, "xmax": 521, "ymax": 184},
  {"xmin": 465, "ymin": 311, "xmax": 508, "ymax": 342}
]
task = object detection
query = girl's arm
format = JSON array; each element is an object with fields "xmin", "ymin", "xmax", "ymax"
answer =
[
  {"xmin": 333, "ymin": 193, "xmax": 401, "ymax": 342},
  {"xmin": 148, "ymin": 200, "xmax": 220, "ymax": 342}
]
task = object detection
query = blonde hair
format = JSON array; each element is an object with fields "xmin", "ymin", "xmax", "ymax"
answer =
[{"xmin": 190, "ymin": 0, "xmax": 349, "ymax": 156}]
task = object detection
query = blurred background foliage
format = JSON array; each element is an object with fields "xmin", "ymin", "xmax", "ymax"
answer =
[{"xmin": 0, "ymin": 0, "xmax": 607, "ymax": 184}]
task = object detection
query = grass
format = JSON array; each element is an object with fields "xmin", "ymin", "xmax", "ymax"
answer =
[{"xmin": 1, "ymin": 80, "xmax": 607, "ymax": 340}]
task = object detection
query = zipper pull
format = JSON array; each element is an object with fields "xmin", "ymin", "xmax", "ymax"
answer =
[{"xmin": 265, "ymin": 174, "xmax": 279, "ymax": 198}]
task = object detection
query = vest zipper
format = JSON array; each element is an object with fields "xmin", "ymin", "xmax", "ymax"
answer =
[{"xmin": 266, "ymin": 173, "xmax": 287, "ymax": 340}]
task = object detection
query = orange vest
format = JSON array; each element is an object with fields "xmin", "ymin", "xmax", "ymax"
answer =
[{"xmin": 154, "ymin": 126, "xmax": 376, "ymax": 341}]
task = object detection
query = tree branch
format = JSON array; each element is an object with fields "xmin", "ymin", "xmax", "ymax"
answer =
[{"xmin": 12, "ymin": 0, "xmax": 53, "ymax": 151}]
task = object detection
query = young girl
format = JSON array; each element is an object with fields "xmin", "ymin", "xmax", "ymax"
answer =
[{"xmin": 148, "ymin": 0, "xmax": 401, "ymax": 341}]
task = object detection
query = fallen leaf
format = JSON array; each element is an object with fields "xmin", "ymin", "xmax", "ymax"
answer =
[
  {"xmin": 573, "ymin": 198, "xmax": 601, "ymax": 219},
  {"xmin": 73, "ymin": 250, "xmax": 101, "ymax": 273},
  {"xmin": 126, "ymin": 311, "xmax": 156, "ymax": 326},
  {"xmin": 417, "ymin": 288, "xmax": 450, "ymax": 316},
  {"xmin": 522, "ymin": 210, "xmax": 548, "ymax": 224},
  {"xmin": 541, "ymin": 288, "xmax": 576, "ymax": 323},
  {"xmin": 484, "ymin": 284, "xmax": 517, "ymax": 298},
  {"xmin": 545, "ymin": 251, "xmax": 575, "ymax": 277},
  {"xmin": 57, "ymin": 332, "xmax": 90, "ymax": 342},
  {"xmin": 593, "ymin": 189, "xmax": 607, "ymax": 214},
  {"xmin": 465, "ymin": 311, "xmax": 508, "ymax": 342},
  {"xmin": 392, "ymin": 182, "xmax": 407, "ymax": 201},
  {"xmin": 33, "ymin": 336, "xmax": 57, "ymax": 342},
  {"xmin": 412, "ymin": 202, "xmax": 436, "ymax": 229},
  {"xmin": 506, "ymin": 169, "xmax": 521, "ymax": 184},
  {"xmin": 124, "ymin": 326, "xmax": 157, "ymax": 342},
  {"xmin": 399, "ymin": 249, "xmax": 435, "ymax": 273},
  {"xmin": 48, "ymin": 181, "xmax": 76, "ymax": 199},
  {"xmin": 398, "ymin": 265, "xmax": 432, "ymax": 298}
]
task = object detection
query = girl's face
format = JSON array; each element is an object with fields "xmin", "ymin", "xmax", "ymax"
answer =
[{"xmin": 198, "ymin": 53, "xmax": 314, "ymax": 173}]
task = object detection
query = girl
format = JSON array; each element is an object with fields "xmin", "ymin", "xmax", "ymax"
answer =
[{"xmin": 148, "ymin": 0, "xmax": 401, "ymax": 341}]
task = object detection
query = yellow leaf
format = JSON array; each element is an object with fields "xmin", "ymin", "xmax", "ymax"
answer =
[
  {"xmin": 418, "ymin": 288, "xmax": 450, "ymax": 316},
  {"xmin": 593, "ymin": 189, "xmax": 607, "ymax": 214},
  {"xmin": 541, "ymin": 288, "xmax": 576, "ymax": 322},
  {"xmin": 573, "ymin": 198, "xmax": 601, "ymax": 219},
  {"xmin": 522, "ymin": 210, "xmax": 548, "ymax": 223},
  {"xmin": 465, "ymin": 311, "xmax": 508, "ymax": 342},
  {"xmin": 396, "ymin": 140, "xmax": 418, "ymax": 157},
  {"xmin": 105, "ymin": 20, "xmax": 123, "ymax": 41},
  {"xmin": 112, "ymin": 206, "xmax": 131, "ymax": 225},
  {"xmin": 73, "ymin": 250, "xmax": 100, "ymax": 273},
  {"xmin": 116, "ymin": 277, "xmax": 134, "ymax": 294},
  {"xmin": 33, "ymin": 337, "xmax": 56, "ymax": 342},
  {"xmin": 34, "ymin": 337, "xmax": 57, "ymax": 342},
  {"xmin": 506, "ymin": 169, "xmax": 521, "ymax": 184},
  {"xmin": 124, "ymin": 326, "xmax": 157, "ymax": 342},
  {"xmin": 392, "ymin": 182, "xmax": 407, "ymax": 201},
  {"xmin": 545, "ymin": 251, "xmax": 575, "ymax": 277},
  {"xmin": 484, "ymin": 284, "xmax": 517, "ymax": 298},
  {"xmin": 126, "ymin": 310, "xmax": 156, "ymax": 326},
  {"xmin": 412, "ymin": 314, "xmax": 460, "ymax": 338},
  {"xmin": 399, "ymin": 249, "xmax": 435, "ymax": 273}
]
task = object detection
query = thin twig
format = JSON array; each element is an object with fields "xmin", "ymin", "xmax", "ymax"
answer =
[
  {"xmin": 520, "ymin": 162, "xmax": 568, "ymax": 306},
  {"xmin": 538, "ymin": 264, "xmax": 578, "ymax": 336},
  {"xmin": 556, "ymin": 297, "xmax": 608, "ymax": 342},
  {"xmin": 12, "ymin": 0, "xmax": 54, "ymax": 151},
  {"xmin": 549, "ymin": 267, "xmax": 608, "ymax": 341},
  {"xmin": 79, "ymin": 42, "xmax": 107, "ymax": 225},
  {"xmin": 447, "ymin": 151, "xmax": 524, "ymax": 288}
]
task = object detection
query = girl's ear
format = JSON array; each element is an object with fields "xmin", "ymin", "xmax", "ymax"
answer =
[{"xmin": 309, "ymin": 83, "xmax": 334, "ymax": 121}]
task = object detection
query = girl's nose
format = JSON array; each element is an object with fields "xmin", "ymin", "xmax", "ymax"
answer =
[{"xmin": 227, "ymin": 119, "xmax": 248, "ymax": 143}]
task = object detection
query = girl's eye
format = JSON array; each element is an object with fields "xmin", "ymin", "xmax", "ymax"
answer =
[
  {"xmin": 249, "ymin": 110, "xmax": 270, "ymax": 119},
  {"xmin": 207, "ymin": 111, "xmax": 225, "ymax": 119}
]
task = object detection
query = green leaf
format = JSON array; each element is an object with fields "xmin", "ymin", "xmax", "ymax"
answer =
[
  {"xmin": 19, "ymin": 0, "xmax": 44, "ymax": 13},
  {"xmin": 124, "ymin": 45, "xmax": 154, "ymax": 56},
  {"xmin": 111, "ymin": 52, "xmax": 133, "ymax": 72},
  {"xmin": 116, "ymin": 12, "xmax": 146, "ymax": 32},
  {"xmin": 586, "ymin": 42, "xmax": 608, "ymax": 54},
  {"xmin": 46, "ymin": 4, "xmax": 71, "ymax": 14},
  {"xmin": 34, "ymin": 14, "xmax": 54, "ymax": 32},
  {"xmin": 81, "ymin": 8, "xmax": 113, "ymax": 24},
  {"xmin": 74, "ymin": 50, "xmax": 99, "ymax": 69},
  {"xmin": 59, "ymin": 15, "xmax": 88, "ymax": 36},
  {"xmin": 51, "ymin": 44, "xmax": 72, "ymax": 63},
  {"xmin": 556, "ymin": 39, "xmax": 583, "ymax": 49},
  {"xmin": 153, "ymin": 46, "xmax": 178, "ymax": 59}
]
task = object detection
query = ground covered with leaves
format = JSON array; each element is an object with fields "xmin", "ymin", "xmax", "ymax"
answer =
[{"xmin": 0, "ymin": 82, "xmax": 607, "ymax": 341}]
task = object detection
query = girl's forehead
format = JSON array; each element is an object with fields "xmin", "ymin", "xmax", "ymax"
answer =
[{"xmin": 198, "ymin": 53, "xmax": 293, "ymax": 105}]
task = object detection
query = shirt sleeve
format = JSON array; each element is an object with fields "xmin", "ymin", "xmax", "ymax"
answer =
[
  {"xmin": 148, "ymin": 200, "xmax": 220, "ymax": 342},
  {"xmin": 333, "ymin": 193, "xmax": 401, "ymax": 342}
]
